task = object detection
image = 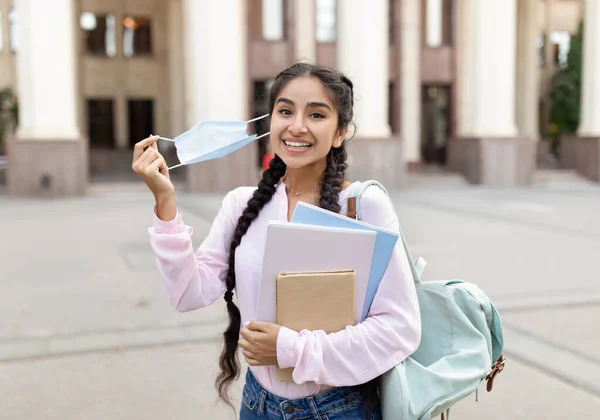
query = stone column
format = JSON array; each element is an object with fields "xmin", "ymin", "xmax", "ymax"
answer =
[
  {"xmin": 456, "ymin": 0, "xmax": 474, "ymax": 138},
  {"xmin": 541, "ymin": 0, "xmax": 555, "ymax": 140},
  {"xmin": 8, "ymin": 0, "xmax": 87, "ymax": 196},
  {"xmin": 570, "ymin": 0, "xmax": 600, "ymax": 181},
  {"xmin": 337, "ymin": 0, "xmax": 390, "ymax": 138},
  {"xmin": 400, "ymin": 0, "xmax": 421, "ymax": 167},
  {"xmin": 181, "ymin": 0, "xmax": 255, "ymax": 191},
  {"xmin": 516, "ymin": 0, "xmax": 541, "ymax": 139},
  {"xmin": 294, "ymin": 0, "xmax": 316, "ymax": 63},
  {"xmin": 450, "ymin": 0, "xmax": 473, "ymax": 173},
  {"xmin": 471, "ymin": 1, "xmax": 518, "ymax": 137},
  {"xmin": 167, "ymin": 0, "xmax": 185, "ymax": 138},
  {"xmin": 338, "ymin": 0, "xmax": 405, "ymax": 187},
  {"xmin": 452, "ymin": 0, "xmax": 536, "ymax": 186}
]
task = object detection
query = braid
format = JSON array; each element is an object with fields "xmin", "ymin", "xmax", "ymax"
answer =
[
  {"xmin": 319, "ymin": 143, "xmax": 348, "ymax": 213},
  {"xmin": 216, "ymin": 155, "xmax": 287, "ymax": 408}
]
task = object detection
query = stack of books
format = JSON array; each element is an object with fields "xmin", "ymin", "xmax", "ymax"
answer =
[{"xmin": 255, "ymin": 202, "xmax": 400, "ymax": 381}]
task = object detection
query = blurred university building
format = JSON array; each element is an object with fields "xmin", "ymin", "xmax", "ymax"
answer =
[{"xmin": 0, "ymin": 0, "xmax": 596, "ymax": 196}]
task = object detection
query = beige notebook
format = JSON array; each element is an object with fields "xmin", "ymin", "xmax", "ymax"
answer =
[{"xmin": 275, "ymin": 269, "xmax": 356, "ymax": 382}]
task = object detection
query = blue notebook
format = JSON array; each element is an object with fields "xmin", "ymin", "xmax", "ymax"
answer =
[{"xmin": 291, "ymin": 201, "xmax": 399, "ymax": 321}]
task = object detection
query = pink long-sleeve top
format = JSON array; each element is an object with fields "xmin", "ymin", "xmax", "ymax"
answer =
[{"xmin": 148, "ymin": 181, "xmax": 421, "ymax": 399}]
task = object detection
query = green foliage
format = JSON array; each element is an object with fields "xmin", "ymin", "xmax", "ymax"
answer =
[
  {"xmin": 0, "ymin": 87, "xmax": 18, "ymax": 154},
  {"xmin": 549, "ymin": 21, "xmax": 583, "ymax": 154}
]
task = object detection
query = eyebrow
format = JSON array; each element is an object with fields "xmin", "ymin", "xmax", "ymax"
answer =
[{"xmin": 276, "ymin": 97, "xmax": 332, "ymax": 111}]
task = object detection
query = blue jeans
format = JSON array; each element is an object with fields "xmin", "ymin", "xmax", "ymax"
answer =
[{"xmin": 239, "ymin": 370, "xmax": 382, "ymax": 420}]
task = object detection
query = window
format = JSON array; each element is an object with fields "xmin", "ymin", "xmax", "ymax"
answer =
[
  {"xmin": 262, "ymin": 0, "xmax": 285, "ymax": 41},
  {"xmin": 537, "ymin": 34, "xmax": 545, "ymax": 67},
  {"xmin": 128, "ymin": 100, "xmax": 154, "ymax": 147},
  {"xmin": 424, "ymin": 0, "xmax": 452, "ymax": 47},
  {"xmin": 87, "ymin": 99, "xmax": 116, "ymax": 149},
  {"xmin": 80, "ymin": 12, "xmax": 117, "ymax": 57},
  {"xmin": 123, "ymin": 17, "xmax": 152, "ymax": 57},
  {"xmin": 425, "ymin": 0, "xmax": 442, "ymax": 47},
  {"xmin": 316, "ymin": 0, "xmax": 336, "ymax": 42},
  {"xmin": 551, "ymin": 31, "xmax": 571, "ymax": 68},
  {"xmin": 421, "ymin": 86, "xmax": 451, "ymax": 165},
  {"xmin": 9, "ymin": 8, "xmax": 17, "ymax": 52},
  {"xmin": 253, "ymin": 81, "xmax": 271, "ymax": 167}
]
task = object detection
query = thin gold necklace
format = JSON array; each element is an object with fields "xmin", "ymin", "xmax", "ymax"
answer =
[
  {"xmin": 281, "ymin": 175, "xmax": 320, "ymax": 196},
  {"xmin": 290, "ymin": 190, "xmax": 320, "ymax": 196}
]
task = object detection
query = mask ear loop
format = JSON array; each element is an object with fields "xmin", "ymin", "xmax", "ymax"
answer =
[
  {"xmin": 148, "ymin": 134, "xmax": 180, "ymax": 170},
  {"xmin": 156, "ymin": 136, "xmax": 175, "ymax": 142},
  {"xmin": 248, "ymin": 113, "xmax": 271, "ymax": 144},
  {"xmin": 247, "ymin": 113, "xmax": 269, "ymax": 123}
]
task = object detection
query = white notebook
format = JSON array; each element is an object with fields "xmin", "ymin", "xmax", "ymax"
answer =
[{"xmin": 255, "ymin": 220, "xmax": 377, "ymax": 324}]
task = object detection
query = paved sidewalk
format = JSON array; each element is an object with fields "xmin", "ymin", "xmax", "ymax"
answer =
[{"xmin": 1, "ymin": 174, "xmax": 599, "ymax": 419}]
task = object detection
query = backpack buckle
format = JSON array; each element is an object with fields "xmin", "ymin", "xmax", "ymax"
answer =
[{"xmin": 485, "ymin": 355, "xmax": 506, "ymax": 392}]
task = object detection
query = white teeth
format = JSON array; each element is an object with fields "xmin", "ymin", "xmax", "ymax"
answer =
[{"xmin": 284, "ymin": 141, "xmax": 311, "ymax": 148}]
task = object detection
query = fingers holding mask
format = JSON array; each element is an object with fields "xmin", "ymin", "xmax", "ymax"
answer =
[
  {"xmin": 139, "ymin": 146, "xmax": 160, "ymax": 167},
  {"xmin": 133, "ymin": 135, "xmax": 159, "ymax": 162}
]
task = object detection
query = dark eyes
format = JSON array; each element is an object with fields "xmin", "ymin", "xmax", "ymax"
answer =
[{"xmin": 277, "ymin": 109, "xmax": 325, "ymax": 119}]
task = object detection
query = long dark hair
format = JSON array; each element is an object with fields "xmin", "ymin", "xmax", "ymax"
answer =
[{"xmin": 216, "ymin": 63, "xmax": 377, "ymax": 412}]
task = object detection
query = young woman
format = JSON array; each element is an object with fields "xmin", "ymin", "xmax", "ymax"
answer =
[{"xmin": 132, "ymin": 63, "xmax": 421, "ymax": 419}]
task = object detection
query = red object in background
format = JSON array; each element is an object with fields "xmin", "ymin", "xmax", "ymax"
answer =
[{"xmin": 262, "ymin": 152, "xmax": 274, "ymax": 170}]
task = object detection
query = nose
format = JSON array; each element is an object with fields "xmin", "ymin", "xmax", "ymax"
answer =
[{"xmin": 288, "ymin": 114, "xmax": 307, "ymax": 135}]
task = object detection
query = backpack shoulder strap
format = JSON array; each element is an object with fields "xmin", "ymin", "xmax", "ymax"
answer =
[
  {"xmin": 346, "ymin": 180, "xmax": 426, "ymax": 283},
  {"xmin": 346, "ymin": 180, "xmax": 388, "ymax": 220}
]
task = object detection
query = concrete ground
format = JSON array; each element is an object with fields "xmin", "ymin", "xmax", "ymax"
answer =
[{"xmin": 1, "ymin": 169, "xmax": 599, "ymax": 419}]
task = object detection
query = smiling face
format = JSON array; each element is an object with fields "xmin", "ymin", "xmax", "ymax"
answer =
[{"xmin": 269, "ymin": 76, "xmax": 347, "ymax": 170}]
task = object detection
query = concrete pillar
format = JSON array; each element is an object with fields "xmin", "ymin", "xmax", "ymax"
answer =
[
  {"xmin": 337, "ymin": 0, "xmax": 406, "ymax": 187},
  {"xmin": 338, "ymin": 0, "xmax": 390, "ymax": 138},
  {"xmin": 516, "ymin": 0, "xmax": 541, "ymax": 139},
  {"xmin": 8, "ymin": 0, "xmax": 87, "ymax": 196},
  {"xmin": 540, "ymin": 0, "xmax": 555, "ymax": 139},
  {"xmin": 567, "ymin": 0, "xmax": 600, "ymax": 182},
  {"xmin": 456, "ymin": 0, "xmax": 474, "ymax": 137},
  {"xmin": 0, "ymin": 0, "xmax": 17, "ymax": 89},
  {"xmin": 400, "ymin": 0, "xmax": 421, "ymax": 164},
  {"xmin": 294, "ymin": 0, "xmax": 316, "ymax": 63},
  {"xmin": 451, "ymin": 0, "xmax": 536, "ymax": 186},
  {"xmin": 181, "ymin": 0, "xmax": 255, "ymax": 191},
  {"xmin": 578, "ymin": 0, "xmax": 600, "ymax": 136},
  {"xmin": 15, "ymin": 0, "xmax": 78, "ymax": 140},
  {"xmin": 471, "ymin": 1, "xmax": 518, "ymax": 137},
  {"xmin": 167, "ymin": 0, "xmax": 185, "ymax": 138}
]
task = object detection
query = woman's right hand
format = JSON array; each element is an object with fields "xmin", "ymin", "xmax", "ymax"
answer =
[{"xmin": 132, "ymin": 135, "xmax": 175, "ymax": 201}]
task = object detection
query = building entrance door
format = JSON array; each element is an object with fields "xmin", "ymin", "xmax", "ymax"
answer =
[
  {"xmin": 421, "ymin": 85, "xmax": 451, "ymax": 165},
  {"xmin": 128, "ymin": 99, "xmax": 154, "ymax": 148}
]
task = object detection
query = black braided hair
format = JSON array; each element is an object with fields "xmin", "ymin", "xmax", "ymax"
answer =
[
  {"xmin": 216, "ymin": 63, "xmax": 380, "ymax": 412},
  {"xmin": 216, "ymin": 155, "xmax": 286, "ymax": 407}
]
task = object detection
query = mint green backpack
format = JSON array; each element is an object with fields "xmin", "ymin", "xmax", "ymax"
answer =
[{"xmin": 347, "ymin": 181, "xmax": 506, "ymax": 420}]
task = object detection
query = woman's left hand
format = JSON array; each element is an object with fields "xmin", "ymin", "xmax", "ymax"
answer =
[{"xmin": 239, "ymin": 321, "xmax": 282, "ymax": 367}]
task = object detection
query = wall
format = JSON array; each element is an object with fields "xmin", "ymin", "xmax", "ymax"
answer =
[
  {"xmin": 78, "ymin": 0, "xmax": 170, "ymax": 150},
  {"xmin": 552, "ymin": 0, "xmax": 583, "ymax": 32}
]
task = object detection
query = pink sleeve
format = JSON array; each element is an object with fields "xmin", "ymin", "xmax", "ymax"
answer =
[
  {"xmin": 148, "ymin": 190, "xmax": 240, "ymax": 312},
  {"xmin": 276, "ymin": 187, "xmax": 421, "ymax": 386}
]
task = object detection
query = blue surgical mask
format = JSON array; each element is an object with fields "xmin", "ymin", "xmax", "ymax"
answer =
[{"xmin": 156, "ymin": 114, "xmax": 270, "ymax": 170}]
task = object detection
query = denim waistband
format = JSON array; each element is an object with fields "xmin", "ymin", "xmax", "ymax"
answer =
[{"xmin": 243, "ymin": 369, "xmax": 369, "ymax": 419}]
